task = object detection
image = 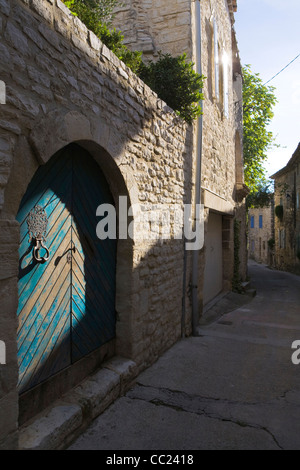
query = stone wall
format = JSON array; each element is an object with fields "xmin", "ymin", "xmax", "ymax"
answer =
[
  {"xmin": 272, "ymin": 144, "xmax": 300, "ymax": 273},
  {"xmin": 112, "ymin": 0, "xmax": 248, "ymax": 310},
  {"xmin": 113, "ymin": 0, "xmax": 193, "ymax": 60},
  {"xmin": 0, "ymin": 0, "xmax": 194, "ymax": 448}
]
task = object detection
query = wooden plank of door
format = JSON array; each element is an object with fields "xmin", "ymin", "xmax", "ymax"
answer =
[
  {"xmin": 17, "ymin": 151, "xmax": 73, "ymax": 393},
  {"xmin": 70, "ymin": 145, "xmax": 117, "ymax": 361}
]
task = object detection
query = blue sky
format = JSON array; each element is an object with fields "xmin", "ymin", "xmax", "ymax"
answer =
[{"xmin": 234, "ymin": 0, "xmax": 300, "ymax": 177}]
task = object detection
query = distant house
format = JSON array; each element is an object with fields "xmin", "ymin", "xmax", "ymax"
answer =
[
  {"xmin": 271, "ymin": 143, "xmax": 300, "ymax": 274},
  {"xmin": 248, "ymin": 202, "xmax": 274, "ymax": 265}
]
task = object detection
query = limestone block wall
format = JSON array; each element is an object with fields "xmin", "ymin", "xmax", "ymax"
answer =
[
  {"xmin": 0, "ymin": 0, "xmax": 194, "ymax": 448},
  {"xmin": 113, "ymin": 0, "xmax": 248, "ymax": 294}
]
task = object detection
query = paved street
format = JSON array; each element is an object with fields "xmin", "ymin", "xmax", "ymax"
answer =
[{"xmin": 69, "ymin": 261, "xmax": 300, "ymax": 450}]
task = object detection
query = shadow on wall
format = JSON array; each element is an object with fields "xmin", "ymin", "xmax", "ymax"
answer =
[
  {"xmin": 15, "ymin": 117, "xmax": 194, "ymax": 424},
  {"xmin": 0, "ymin": 0, "xmax": 201, "ymax": 447}
]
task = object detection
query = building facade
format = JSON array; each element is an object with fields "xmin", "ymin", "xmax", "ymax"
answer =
[
  {"xmin": 0, "ymin": 0, "xmax": 247, "ymax": 449},
  {"xmin": 248, "ymin": 204, "xmax": 274, "ymax": 265},
  {"xmin": 271, "ymin": 143, "xmax": 300, "ymax": 274}
]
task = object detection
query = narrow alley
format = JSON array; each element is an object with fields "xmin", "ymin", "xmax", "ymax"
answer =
[{"xmin": 69, "ymin": 261, "xmax": 300, "ymax": 451}]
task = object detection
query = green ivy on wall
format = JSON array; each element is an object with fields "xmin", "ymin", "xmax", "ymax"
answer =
[
  {"xmin": 274, "ymin": 204, "xmax": 283, "ymax": 220},
  {"xmin": 232, "ymin": 219, "xmax": 242, "ymax": 293}
]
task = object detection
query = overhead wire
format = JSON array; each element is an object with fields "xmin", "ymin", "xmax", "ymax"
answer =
[
  {"xmin": 230, "ymin": 52, "xmax": 300, "ymax": 111},
  {"xmin": 263, "ymin": 53, "xmax": 300, "ymax": 86}
]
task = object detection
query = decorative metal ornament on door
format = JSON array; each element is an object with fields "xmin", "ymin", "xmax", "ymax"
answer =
[{"xmin": 26, "ymin": 205, "xmax": 50, "ymax": 262}]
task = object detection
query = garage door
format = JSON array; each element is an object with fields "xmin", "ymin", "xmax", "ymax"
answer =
[{"xmin": 203, "ymin": 212, "xmax": 223, "ymax": 305}]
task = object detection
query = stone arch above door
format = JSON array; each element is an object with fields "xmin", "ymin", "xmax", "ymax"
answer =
[
  {"xmin": 15, "ymin": 140, "xmax": 136, "ymax": 421},
  {"xmin": 28, "ymin": 110, "xmax": 132, "ymax": 187},
  {"xmin": 9, "ymin": 109, "xmax": 138, "ymax": 421}
]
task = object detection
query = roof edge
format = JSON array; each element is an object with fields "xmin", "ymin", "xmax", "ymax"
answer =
[
  {"xmin": 227, "ymin": 0, "xmax": 238, "ymax": 24},
  {"xmin": 271, "ymin": 142, "xmax": 300, "ymax": 179}
]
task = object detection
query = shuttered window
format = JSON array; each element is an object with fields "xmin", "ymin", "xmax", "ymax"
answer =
[
  {"xmin": 223, "ymin": 51, "xmax": 229, "ymax": 118},
  {"xmin": 213, "ymin": 18, "xmax": 219, "ymax": 101}
]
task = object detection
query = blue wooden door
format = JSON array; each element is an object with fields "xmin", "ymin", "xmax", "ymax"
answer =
[{"xmin": 17, "ymin": 144, "xmax": 116, "ymax": 394}]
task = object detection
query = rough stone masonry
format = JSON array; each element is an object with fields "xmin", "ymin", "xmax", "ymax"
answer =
[
  {"xmin": 0, "ymin": 0, "xmax": 248, "ymax": 450},
  {"xmin": 0, "ymin": 0, "xmax": 195, "ymax": 449}
]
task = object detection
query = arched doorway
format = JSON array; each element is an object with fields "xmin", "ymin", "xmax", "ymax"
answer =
[{"xmin": 16, "ymin": 143, "xmax": 117, "ymax": 417}]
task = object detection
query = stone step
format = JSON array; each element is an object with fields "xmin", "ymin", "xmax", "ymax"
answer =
[{"xmin": 18, "ymin": 357, "xmax": 138, "ymax": 450}]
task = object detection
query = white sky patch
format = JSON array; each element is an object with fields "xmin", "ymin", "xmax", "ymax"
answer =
[{"xmin": 235, "ymin": 0, "xmax": 300, "ymax": 176}]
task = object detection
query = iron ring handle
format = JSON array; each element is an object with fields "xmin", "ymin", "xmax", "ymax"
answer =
[{"xmin": 34, "ymin": 239, "xmax": 50, "ymax": 262}]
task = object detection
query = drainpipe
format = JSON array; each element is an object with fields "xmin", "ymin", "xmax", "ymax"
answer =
[
  {"xmin": 191, "ymin": 0, "xmax": 204, "ymax": 336},
  {"xmin": 181, "ymin": 0, "xmax": 204, "ymax": 338}
]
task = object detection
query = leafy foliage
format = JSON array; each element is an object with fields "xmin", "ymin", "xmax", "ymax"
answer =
[
  {"xmin": 246, "ymin": 181, "xmax": 274, "ymax": 209},
  {"xmin": 63, "ymin": 0, "xmax": 143, "ymax": 74},
  {"xmin": 242, "ymin": 65, "xmax": 278, "ymax": 195},
  {"xmin": 139, "ymin": 53, "xmax": 204, "ymax": 123},
  {"xmin": 64, "ymin": 0, "xmax": 121, "ymax": 26},
  {"xmin": 268, "ymin": 238, "xmax": 275, "ymax": 250},
  {"xmin": 62, "ymin": 1, "xmax": 204, "ymax": 122},
  {"xmin": 94, "ymin": 24, "xmax": 143, "ymax": 75}
]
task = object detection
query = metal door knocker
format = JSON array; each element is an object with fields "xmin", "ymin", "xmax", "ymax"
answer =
[{"xmin": 26, "ymin": 205, "xmax": 50, "ymax": 262}]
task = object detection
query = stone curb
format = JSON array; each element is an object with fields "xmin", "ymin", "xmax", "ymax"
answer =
[{"xmin": 18, "ymin": 356, "xmax": 138, "ymax": 450}]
